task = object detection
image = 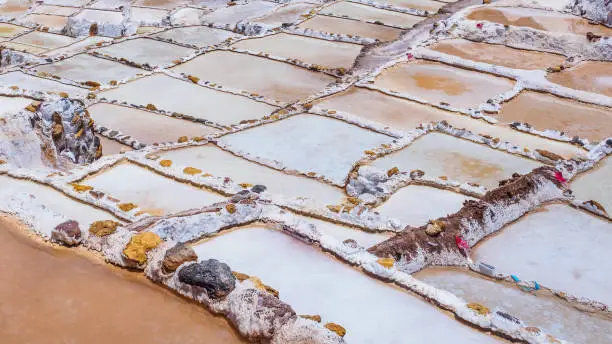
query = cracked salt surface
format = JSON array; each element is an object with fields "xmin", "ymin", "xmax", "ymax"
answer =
[
  {"xmin": 192, "ymin": 225, "xmax": 502, "ymax": 344},
  {"xmin": 473, "ymin": 204, "xmax": 612, "ymax": 306}
]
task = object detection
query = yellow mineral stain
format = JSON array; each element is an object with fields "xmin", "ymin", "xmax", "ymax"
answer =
[
  {"xmin": 435, "ymin": 150, "xmax": 504, "ymax": 179},
  {"xmin": 412, "ymin": 72, "xmax": 469, "ymax": 96}
]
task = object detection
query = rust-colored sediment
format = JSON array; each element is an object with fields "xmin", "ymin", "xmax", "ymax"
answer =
[
  {"xmin": 428, "ymin": 39, "xmax": 565, "ymax": 70},
  {"xmin": 466, "ymin": 8, "xmax": 612, "ymax": 37},
  {"xmin": 498, "ymin": 91, "xmax": 612, "ymax": 142},
  {"xmin": 0, "ymin": 215, "xmax": 245, "ymax": 344},
  {"xmin": 368, "ymin": 166, "xmax": 562, "ymax": 263},
  {"xmin": 546, "ymin": 61, "xmax": 612, "ymax": 97}
]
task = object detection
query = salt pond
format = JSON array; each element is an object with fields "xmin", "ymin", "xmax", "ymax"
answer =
[
  {"xmin": 415, "ymin": 267, "xmax": 612, "ymax": 344},
  {"xmin": 320, "ymin": 1, "xmax": 425, "ymax": 29},
  {"xmin": 498, "ymin": 91, "xmax": 612, "ymax": 142},
  {"xmin": 373, "ymin": 60, "xmax": 515, "ymax": 109},
  {"xmin": 571, "ymin": 157, "xmax": 612, "ymax": 214},
  {"xmin": 232, "ymin": 33, "xmax": 362, "ymax": 70},
  {"xmin": 153, "ymin": 26, "xmax": 242, "ymax": 47},
  {"xmin": 81, "ymin": 162, "xmax": 225, "ymax": 215},
  {"xmin": 158, "ymin": 144, "xmax": 346, "ymax": 205},
  {"xmin": 315, "ymin": 87, "xmax": 585, "ymax": 159},
  {"xmin": 34, "ymin": 54, "xmax": 143, "ymax": 84},
  {"xmin": 219, "ymin": 114, "xmax": 394, "ymax": 185},
  {"xmin": 99, "ymin": 73, "xmax": 278, "ymax": 125},
  {"xmin": 369, "ymin": 132, "xmax": 541, "ymax": 189},
  {"xmin": 94, "ymin": 38, "xmax": 196, "ymax": 67},
  {"xmin": 192, "ymin": 225, "xmax": 502, "ymax": 343},
  {"xmin": 88, "ymin": 103, "xmax": 219, "ymax": 144},
  {"xmin": 0, "ymin": 175, "xmax": 117, "ymax": 234},
  {"xmin": 473, "ymin": 204, "xmax": 612, "ymax": 305},
  {"xmin": 297, "ymin": 15, "xmax": 403, "ymax": 42},
  {"xmin": 428, "ymin": 38, "xmax": 565, "ymax": 70},
  {"xmin": 171, "ymin": 50, "xmax": 335, "ymax": 104},
  {"xmin": 375, "ymin": 185, "xmax": 473, "ymax": 227},
  {"xmin": 547, "ymin": 61, "xmax": 612, "ymax": 97}
]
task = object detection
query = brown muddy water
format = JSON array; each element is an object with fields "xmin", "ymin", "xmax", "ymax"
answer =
[{"xmin": 0, "ymin": 215, "xmax": 245, "ymax": 344}]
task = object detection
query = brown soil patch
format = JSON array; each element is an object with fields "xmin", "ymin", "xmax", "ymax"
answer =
[{"xmin": 0, "ymin": 215, "xmax": 245, "ymax": 344}]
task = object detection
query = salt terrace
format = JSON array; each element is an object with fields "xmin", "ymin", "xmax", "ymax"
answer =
[{"xmin": 0, "ymin": 0, "xmax": 611, "ymax": 343}]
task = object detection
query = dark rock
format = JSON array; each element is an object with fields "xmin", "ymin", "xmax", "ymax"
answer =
[
  {"xmin": 178, "ymin": 259, "xmax": 236, "ymax": 299},
  {"xmin": 162, "ymin": 243, "xmax": 197, "ymax": 272},
  {"xmin": 227, "ymin": 288, "xmax": 296, "ymax": 341},
  {"xmin": 231, "ymin": 190, "xmax": 251, "ymax": 202},
  {"xmin": 51, "ymin": 220, "xmax": 82, "ymax": 246},
  {"xmin": 251, "ymin": 184, "xmax": 267, "ymax": 193},
  {"xmin": 410, "ymin": 169, "xmax": 424, "ymax": 179},
  {"xmin": 496, "ymin": 311, "xmax": 521, "ymax": 324},
  {"xmin": 258, "ymin": 290, "xmax": 295, "ymax": 321},
  {"xmin": 342, "ymin": 239, "xmax": 359, "ymax": 249}
]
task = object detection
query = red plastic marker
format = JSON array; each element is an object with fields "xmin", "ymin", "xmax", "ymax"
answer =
[
  {"xmin": 455, "ymin": 235, "xmax": 469, "ymax": 250},
  {"xmin": 554, "ymin": 170, "xmax": 566, "ymax": 184}
]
